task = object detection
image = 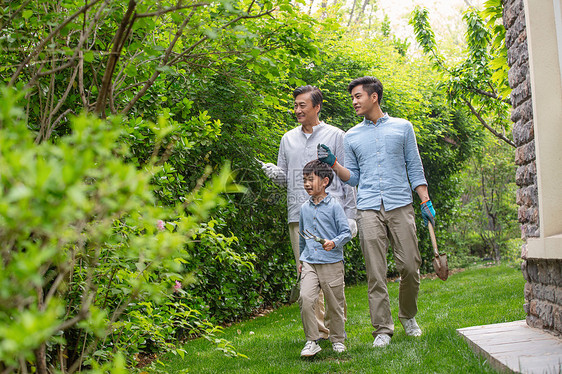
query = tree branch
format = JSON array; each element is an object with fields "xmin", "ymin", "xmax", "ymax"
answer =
[
  {"xmin": 8, "ymin": 0, "xmax": 105, "ymax": 86},
  {"xmin": 94, "ymin": 0, "xmax": 137, "ymax": 116},
  {"xmin": 135, "ymin": 2, "xmax": 210, "ymax": 18},
  {"xmin": 462, "ymin": 98, "xmax": 516, "ymax": 148}
]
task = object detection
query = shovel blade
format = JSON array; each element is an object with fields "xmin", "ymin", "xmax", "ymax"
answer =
[{"xmin": 432, "ymin": 254, "xmax": 449, "ymax": 281}]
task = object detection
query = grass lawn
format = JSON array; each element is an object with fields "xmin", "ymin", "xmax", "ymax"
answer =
[{"xmin": 152, "ymin": 263, "xmax": 525, "ymax": 373}]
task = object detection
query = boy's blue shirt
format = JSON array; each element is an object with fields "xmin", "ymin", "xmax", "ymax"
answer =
[{"xmin": 298, "ymin": 193, "xmax": 351, "ymax": 264}]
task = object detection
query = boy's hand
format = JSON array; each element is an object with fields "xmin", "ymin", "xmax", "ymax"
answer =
[
  {"xmin": 322, "ymin": 240, "xmax": 335, "ymax": 251},
  {"xmin": 298, "ymin": 263, "xmax": 302, "ymax": 273}
]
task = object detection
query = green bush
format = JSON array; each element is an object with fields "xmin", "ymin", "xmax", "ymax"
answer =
[{"xmin": 0, "ymin": 87, "xmax": 243, "ymax": 372}]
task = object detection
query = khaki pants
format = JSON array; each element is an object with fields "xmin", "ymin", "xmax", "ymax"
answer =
[
  {"xmin": 289, "ymin": 222, "xmax": 329, "ymax": 337},
  {"xmin": 299, "ymin": 261, "xmax": 346, "ymax": 343},
  {"xmin": 357, "ymin": 204, "xmax": 421, "ymax": 337}
]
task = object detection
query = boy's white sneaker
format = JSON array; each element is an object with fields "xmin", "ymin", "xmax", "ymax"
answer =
[
  {"xmin": 332, "ymin": 342, "xmax": 346, "ymax": 353},
  {"xmin": 301, "ymin": 340, "xmax": 322, "ymax": 357},
  {"xmin": 372, "ymin": 333, "xmax": 391, "ymax": 347},
  {"xmin": 400, "ymin": 317, "xmax": 422, "ymax": 336}
]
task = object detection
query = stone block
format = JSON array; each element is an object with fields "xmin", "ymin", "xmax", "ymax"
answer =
[
  {"xmin": 524, "ymin": 281, "xmax": 533, "ymax": 299},
  {"xmin": 555, "ymin": 287, "xmax": 562, "ymax": 304},
  {"xmin": 514, "ymin": 141, "xmax": 536, "ymax": 165},
  {"xmin": 508, "ymin": 65, "xmax": 523, "ymax": 88},
  {"xmin": 522, "ymin": 260, "xmax": 529, "ymax": 280},
  {"xmin": 524, "ymin": 223, "xmax": 540, "ymax": 238},
  {"xmin": 544, "ymin": 285, "xmax": 557, "ymax": 303},
  {"xmin": 527, "ymin": 314, "xmax": 544, "ymax": 329},
  {"xmin": 506, "ymin": 12, "xmax": 526, "ymax": 49},
  {"xmin": 526, "ymin": 260, "xmax": 539, "ymax": 282},
  {"xmin": 511, "ymin": 78, "xmax": 531, "ymax": 107},
  {"xmin": 511, "ymin": 99, "xmax": 533, "ymax": 123},
  {"xmin": 530, "ymin": 299, "xmax": 538, "ymax": 315},
  {"xmin": 537, "ymin": 300, "xmax": 554, "ymax": 327},
  {"xmin": 554, "ymin": 306, "xmax": 562, "ymax": 333},
  {"xmin": 538, "ymin": 261, "xmax": 551, "ymax": 284},
  {"xmin": 503, "ymin": 0, "xmax": 520, "ymax": 29},
  {"xmin": 515, "ymin": 161, "xmax": 536, "ymax": 185}
]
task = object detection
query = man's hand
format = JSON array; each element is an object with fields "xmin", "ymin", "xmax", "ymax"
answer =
[
  {"xmin": 261, "ymin": 162, "xmax": 280, "ymax": 180},
  {"xmin": 317, "ymin": 144, "xmax": 336, "ymax": 167},
  {"xmin": 322, "ymin": 240, "xmax": 335, "ymax": 251},
  {"xmin": 420, "ymin": 200, "xmax": 436, "ymax": 227},
  {"xmin": 347, "ymin": 219, "xmax": 358, "ymax": 238}
]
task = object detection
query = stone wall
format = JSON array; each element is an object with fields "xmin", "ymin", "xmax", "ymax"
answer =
[
  {"xmin": 522, "ymin": 260, "xmax": 562, "ymax": 335},
  {"xmin": 503, "ymin": 0, "xmax": 562, "ymax": 335}
]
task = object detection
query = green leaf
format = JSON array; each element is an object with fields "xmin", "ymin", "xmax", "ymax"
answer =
[{"xmin": 83, "ymin": 51, "xmax": 94, "ymax": 63}]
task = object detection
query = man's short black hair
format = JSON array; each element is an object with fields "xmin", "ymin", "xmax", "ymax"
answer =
[
  {"xmin": 303, "ymin": 159, "xmax": 334, "ymax": 188},
  {"xmin": 293, "ymin": 85, "xmax": 323, "ymax": 113},
  {"xmin": 348, "ymin": 76, "xmax": 383, "ymax": 104}
]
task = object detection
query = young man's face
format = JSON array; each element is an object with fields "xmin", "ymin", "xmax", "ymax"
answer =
[
  {"xmin": 350, "ymin": 85, "xmax": 378, "ymax": 117},
  {"xmin": 294, "ymin": 92, "xmax": 320, "ymax": 127},
  {"xmin": 303, "ymin": 173, "xmax": 328, "ymax": 197}
]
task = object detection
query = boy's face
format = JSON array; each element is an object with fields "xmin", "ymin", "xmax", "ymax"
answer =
[{"xmin": 303, "ymin": 173, "xmax": 329, "ymax": 197}]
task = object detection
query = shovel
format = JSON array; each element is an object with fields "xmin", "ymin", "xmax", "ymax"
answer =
[{"xmin": 428, "ymin": 222, "xmax": 448, "ymax": 281}]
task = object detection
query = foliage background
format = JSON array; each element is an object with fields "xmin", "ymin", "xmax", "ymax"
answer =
[{"xmin": 0, "ymin": 0, "xmax": 520, "ymax": 372}]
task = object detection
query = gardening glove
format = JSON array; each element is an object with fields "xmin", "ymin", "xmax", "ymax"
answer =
[
  {"xmin": 347, "ymin": 218, "xmax": 358, "ymax": 238},
  {"xmin": 420, "ymin": 200, "xmax": 436, "ymax": 227},
  {"xmin": 317, "ymin": 144, "xmax": 337, "ymax": 167},
  {"xmin": 261, "ymin": 162, "xmax": 279, "ymax": 180}
]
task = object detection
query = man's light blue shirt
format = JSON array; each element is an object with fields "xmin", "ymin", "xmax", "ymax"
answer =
[
  {"xmin": 299, "ymin": 193, "xmax": 351, "ymax": 264},
  {"xmin": 343, "ymin": 114, "xmax": 427, "ymax": 211}
]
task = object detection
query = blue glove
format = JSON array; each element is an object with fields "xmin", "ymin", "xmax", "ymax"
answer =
[
  {"xmin": 420, "ymin": 200, "xmax": 436, "ymax": 227},
  {"xmin": 317, "ymin": 144, "xmax": 336, "ymax": 167}
]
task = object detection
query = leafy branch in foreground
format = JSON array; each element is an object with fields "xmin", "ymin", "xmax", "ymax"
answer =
[{"xmin": 0, "ymin": 86, "xmax": 245, "ymax": 373}]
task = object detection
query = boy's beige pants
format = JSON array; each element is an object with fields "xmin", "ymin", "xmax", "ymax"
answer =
[
  {"xmin": 289, "ymin": 222, "xmax": 329, "ymax": 338},
  {"xmin": 299, "ymin": 261, "xmax": 346, "ymax": 343}
]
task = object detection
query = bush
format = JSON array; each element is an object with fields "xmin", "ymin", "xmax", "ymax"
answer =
[{"xmin": 0, "ymin": 87, "xmax": 243, "ymax": 372}]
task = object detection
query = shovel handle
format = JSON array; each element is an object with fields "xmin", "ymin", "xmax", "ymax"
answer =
[{"xmin": 428, "ymin": 222, "xmax": 439, "ymax": 257}]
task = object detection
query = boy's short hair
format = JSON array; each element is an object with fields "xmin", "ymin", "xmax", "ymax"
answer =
[{"xmin": 303, "ymin": 159, "xmax": 334, "ymax": 188}]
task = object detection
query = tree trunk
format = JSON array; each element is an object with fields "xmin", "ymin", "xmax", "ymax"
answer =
[
  {"xmin": 94, "ymin": 0, "xmax": 137, "ymax": 116},
  {"xmin": 35, "ymin": 344, "xmax": 48, "ymax": 374},
  {"xmin": 347, "ymin": 0, "xmax": 357, "ymax": 26}
]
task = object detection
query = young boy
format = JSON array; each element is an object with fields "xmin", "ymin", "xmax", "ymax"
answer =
[{"xmin": 298, "ymin": 159, "xmax": 351, "ymax": 357}]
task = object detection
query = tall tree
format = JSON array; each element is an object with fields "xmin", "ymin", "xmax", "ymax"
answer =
[
  {"xmin": 409, "ymin": 0, "xmax": 515, "ymax": 148},
  {"xmin": 1, "ymin": 0, "xmax": 317, "ymax": 142}
]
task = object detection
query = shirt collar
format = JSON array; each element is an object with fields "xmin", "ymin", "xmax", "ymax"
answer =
[
  {"xmin": 363, "ymin": 113, "xmax": 389, "ymax": 126},
  {"xmin": 300, "ymin": 121, "xmax": 326, "ymax": 134},
  {"xmin": 309, "ymin": 192, "xmax": 332, "ymax": 205}
]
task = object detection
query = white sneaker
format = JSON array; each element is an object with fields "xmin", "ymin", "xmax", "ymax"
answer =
[
  {"xmin": 372, "ymin": 333, "xmax": 391, "ymax": 347},
  {"xmin": 400, "ymin": 317, "xmax": 422, "ymax": 336},
  {"xmin": 301, "ymin": 340, "xmax": 322, "ymax": 357},
  {"xmin": 332, "ymin": 342, "xmax": 346, "ymax": 353}
]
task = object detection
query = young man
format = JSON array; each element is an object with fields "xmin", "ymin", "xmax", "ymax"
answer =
[
  {"xmin": 298, "ymin": 160, "xmax": 351, "ymax": 357},
  {"xmin": 260, "ymin": 85, "xmax": 356, "ymax": 338},
  {"xmin": 317, "ymin": 77, "xmax": 436, "ymax": 347}
]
